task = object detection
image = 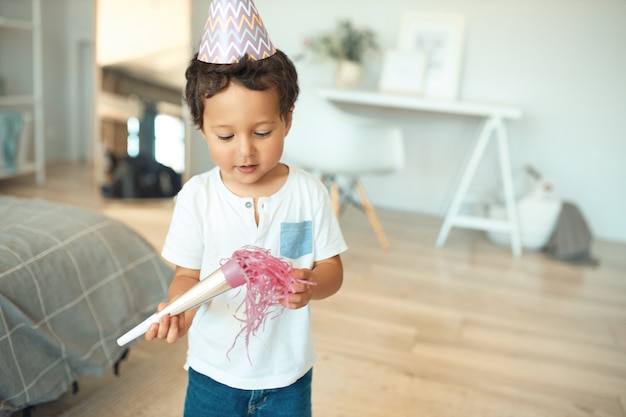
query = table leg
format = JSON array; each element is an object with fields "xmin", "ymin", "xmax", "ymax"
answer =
[
  {"xmin": 436, "ymin": 115, "xmax": 522, "ymax": 258},
  {"xmin": 495, "ymin": 119, "xmax": 522, "ymax": 257}
]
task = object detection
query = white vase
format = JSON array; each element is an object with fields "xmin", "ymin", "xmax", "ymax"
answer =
[{"xmin": 335, "ymin": 60, "xmax": 362, "ymax": 89}]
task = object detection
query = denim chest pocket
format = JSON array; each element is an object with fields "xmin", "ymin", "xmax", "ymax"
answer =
[{"xmin": 280, "ymin": 221, "xmax": 312, "ymax": 260}]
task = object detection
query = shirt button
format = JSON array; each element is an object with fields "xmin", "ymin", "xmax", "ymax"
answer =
[{"xmin": 245, "ymin": 201, "xmax": 252, "ymax": 209}]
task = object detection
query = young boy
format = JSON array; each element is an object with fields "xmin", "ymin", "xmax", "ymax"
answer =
[{"xmin": 144, "ymin": 3, "xmax": 347, "ymax": 415}]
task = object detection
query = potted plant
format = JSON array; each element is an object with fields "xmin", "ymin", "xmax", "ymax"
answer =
[{"xmin": 304, "ymin": 20, "xmax": 378, "ymax": 88}]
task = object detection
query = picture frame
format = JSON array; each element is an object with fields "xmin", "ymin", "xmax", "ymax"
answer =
[
  {"xmin": 397, "ymin": 13, "xmax": 466, "ymax": 99},
  {"xmin": 378, "ymin": 49, "xmax": 427, "ymax": 96}
]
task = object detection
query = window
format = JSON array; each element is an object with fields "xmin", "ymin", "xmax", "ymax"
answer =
[
  {"xmin": 125, "ymin": 113, "xmax": 185, "ymax": 174},
  {"xmin": 126, "ymin": 117, "xmax": 140, "ymax": 157},
  {"xmin": 155, "ymin": 114, "xmax": 185, "ymax": 173}
]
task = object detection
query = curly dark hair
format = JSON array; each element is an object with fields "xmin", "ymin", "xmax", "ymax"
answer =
[{"xmin": 184, "ymin": 49, "xmax": 299, "ymax": 130}]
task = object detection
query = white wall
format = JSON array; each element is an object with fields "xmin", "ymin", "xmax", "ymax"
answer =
[
  {"xmin": 37, "ymin": 0, "xmax": 93, "ymax": 162},
  {"xmin": 196, "ymin": 0, "xmax": 626, "ymax": 244},
  {"xmin": 35, "ymin": 0, "xmax": 626, "ymax": 244}
]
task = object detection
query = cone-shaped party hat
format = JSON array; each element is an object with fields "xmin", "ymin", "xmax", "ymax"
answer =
[{"xmin": 198, "ymin": 0, "xmax": 276, "ymax": 64}]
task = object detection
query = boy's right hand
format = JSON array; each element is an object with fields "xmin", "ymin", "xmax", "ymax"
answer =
[{"xmin": 144, "ymin": 302, "xmax": 189, "ymax": 344}]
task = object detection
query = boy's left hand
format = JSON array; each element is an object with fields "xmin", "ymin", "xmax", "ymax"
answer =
[{"xmin": 284, "ymin": 268, "xmax": 314, "ymax": 309}]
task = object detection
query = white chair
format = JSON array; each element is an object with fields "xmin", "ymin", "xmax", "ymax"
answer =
[{"xmin": 283, "ymin": 88, "xmax": 405, "ymax": 249}]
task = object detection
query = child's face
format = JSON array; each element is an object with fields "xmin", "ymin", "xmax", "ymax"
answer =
[{"xmin": 200, "ymin": 81, "xmax": 292, "ymax": 196}]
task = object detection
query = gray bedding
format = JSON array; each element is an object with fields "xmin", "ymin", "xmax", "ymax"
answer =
[{"xmin": 0, "ymin": 195, "xmax": 173, "ymax": 416}]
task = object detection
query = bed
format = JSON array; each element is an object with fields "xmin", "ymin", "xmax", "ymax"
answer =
[{"xmin": 0, "ymin": 195, "xmax": 173, "ymax": 416}]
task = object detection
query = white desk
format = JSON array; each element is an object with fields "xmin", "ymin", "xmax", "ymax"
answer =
[{"xmin": 317, "ymin": 87, "xmax": 524, "ymax": 257}]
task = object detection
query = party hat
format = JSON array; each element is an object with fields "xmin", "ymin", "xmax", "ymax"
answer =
[{"xmin": 198, "ymin": 0, "xmax": 276, "ymax": 64}]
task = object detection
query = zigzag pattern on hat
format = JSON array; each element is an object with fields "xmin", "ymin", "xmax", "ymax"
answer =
[
  {"xmin": 198, "ymin": 0, "xmax": 276, "ymax": 64},
  {"xmin": 205, "ymin": 2, "xmax": 261, "ymax": 31}
]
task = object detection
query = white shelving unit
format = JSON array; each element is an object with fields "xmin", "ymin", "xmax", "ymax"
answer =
[{"xmin": 0, "ymin": 0, "xmax": 44, "ymax": 184}]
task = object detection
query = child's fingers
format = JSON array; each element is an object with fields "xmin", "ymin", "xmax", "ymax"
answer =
[
  {"xmin": 293, "ymin": 279, "xmax": 315, "ymax": 293},
  {"xmin": 167, "ymin": 316, "xmax": 180, "ymax": 344},
  {"xmin": 145, "ymin": 302, "xmax": 170, "ymax": 342},
  {"xmin": 156, "ymin": 314, "xmax": 171, "ymax": 340},
  {"xmin": 291, "ymin": 268, "xmax": 306, "ymax": 279},
  {"xmin": 144, "ymin": 322, "xmax": 159, "ymax": 341}
]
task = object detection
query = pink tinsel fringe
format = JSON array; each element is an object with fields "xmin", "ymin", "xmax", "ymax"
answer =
[{"xmin": 223, "ymin": 246, "xmax": 315, "ymax": 360}]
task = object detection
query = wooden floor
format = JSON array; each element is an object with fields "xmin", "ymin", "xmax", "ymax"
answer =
[{"xmin": 2, "ymin": 164, "xmax": 625, "ymax": 417}]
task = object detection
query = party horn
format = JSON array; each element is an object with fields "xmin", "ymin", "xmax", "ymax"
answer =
[{"xmin": 117, "ymin": 257, "xmax": 246, "ymax": 346}]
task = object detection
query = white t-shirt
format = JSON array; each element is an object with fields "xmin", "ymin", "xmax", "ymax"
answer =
[{"xmin": 161, "ymin": 166, "xmax": 348, "ymax": 390}]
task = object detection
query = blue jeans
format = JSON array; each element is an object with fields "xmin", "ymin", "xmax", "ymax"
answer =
[{"xmin": 184, "ymin": 367, "xmax": 312, "ymax": 417}]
